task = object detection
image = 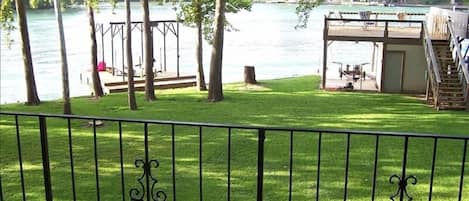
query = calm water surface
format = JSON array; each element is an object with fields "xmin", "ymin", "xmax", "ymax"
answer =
[{"xmin": 0, "ymin": 3, "xmax": 428, "ymax": 103}]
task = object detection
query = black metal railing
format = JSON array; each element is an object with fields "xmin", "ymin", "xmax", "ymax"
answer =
[
  {"xmin": 0, "ymin": 112, "xmax": 467, "ymax": 201},
  {"xmin": 324, "ymin": 17, "xmax": 426, "ymax": 43},
  {"xmin": 326, "ymin": 11, "xmax": 426, "ymax": 21}
]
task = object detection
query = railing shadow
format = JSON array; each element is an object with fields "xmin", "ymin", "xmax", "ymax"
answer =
[{"xmin": 1, "ymin": 112, "xmax": 468, "ymax": 201}]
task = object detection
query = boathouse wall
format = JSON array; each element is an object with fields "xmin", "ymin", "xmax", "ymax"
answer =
[{"xmin": 384, "ymin": 44, "xmax": 427, "ymax": 93}]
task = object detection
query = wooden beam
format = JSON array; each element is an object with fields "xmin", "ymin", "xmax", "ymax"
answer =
[
  {"xmin": 400, "ymin": 51, "xmax": 406, "ymax": 93},
  {"xmin": 326, "ymin": 36, "xmax": 384, "ymax": 42},
  {"xmin": 326, "ymin": 36, "xmax": 421, "ymax": 45},
  {"xmin": 380, "ymin": 43, "xmax": 387, "ymax": 93},
  {"xmin": 371, "ymin": 42, "xmax": 376, "ymax": 72},
  {"xmin": 322, "ymin": 17, "xmax": 328, "ymax": 89},
  {"xmin": 387, "ymin": 38, "xmax": 422, "ymax": 45}
]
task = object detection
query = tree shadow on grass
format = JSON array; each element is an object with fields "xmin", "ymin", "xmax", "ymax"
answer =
[{"xmin": 1, "ymin": 76, "xmax": 468, "ymax": 200}]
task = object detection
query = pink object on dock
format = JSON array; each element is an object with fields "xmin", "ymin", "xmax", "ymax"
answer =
[{"xmin": 97, "ymin": 61, "xmax": 106, "ymax": 71}]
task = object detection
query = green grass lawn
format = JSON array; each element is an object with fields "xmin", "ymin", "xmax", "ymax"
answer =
[{"xmin": 0, "ymin": 75, "xmax": 468, "ymax": 201}]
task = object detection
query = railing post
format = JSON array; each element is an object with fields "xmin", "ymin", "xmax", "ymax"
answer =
[
  {"xmin": 466, "ymin": 86, "xmax": 469, "ymax": 111},
  {"xmin": 420, "ymin": 22, "xmax": 424, "ymax": 40},
  {"xmin": 389, "ymin": 136, "xmax": 417, "ymax": 201},
  {"xmin": 425, "ymin": 71, "xmax": 430, "ymax": 101},
  {"xmin": 384, "ymin": 21, "xmax": 389, "ymax": 40},
  {"xmin": 0, "ymin": 175, "xmax": 3, "ymax": 201},
  {"xmin": 39, "ymin": 116, "xmax": 53, "ymax": 201},
  {"xmin": 256, "ymin": 129, "xmax": 266, "ymax": 201},
  {"xmin": 399, "ymin": 137, "xmax": 409, "ymax": 201}
]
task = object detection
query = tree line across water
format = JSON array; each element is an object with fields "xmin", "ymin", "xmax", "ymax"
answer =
[{"xmin": 0, "ymin": 0, "xmax": 319, "ymax": 114}]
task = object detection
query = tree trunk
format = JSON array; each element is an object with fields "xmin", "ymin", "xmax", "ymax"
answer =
[
  {"xmin": 15, "ymin": 0, "xmax": 40, "ymax": 105},
  {"xmin": 195, "ymin": 0, "xmax": 207, "ymax": 91},
  {"xmin": 126, "ymin": 0, "xmax": 137, "ymax": 110},
  {"xmin": 142, "ymin": 0, "xmax": 156, "ymax": 101},
  {"xmin": 207, "ymin": 0, "xmax": 225, "ymax": 102},
  {"xmin": 244, "ymin": 66, "xmax": 257, "ymax": 84},
  {"xmin": 53, "ymin": 0, "xmax": 71, "ymax": 114},
  {"xmin": 88, "ymin": 6, "xmax": 104, "ymax": 97}
]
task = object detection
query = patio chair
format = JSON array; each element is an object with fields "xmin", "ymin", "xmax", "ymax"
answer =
[
  {"xmin": 359, "ymin": 11, "xmax": 375, "ymax": 30},
  {"xmin": 396, "ymin": 12, "xmax": 406, "ymax": 21}
]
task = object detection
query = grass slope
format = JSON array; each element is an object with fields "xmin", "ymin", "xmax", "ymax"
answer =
[{"xmin": 0, "ymin": 76, "xmax": 468, "ymax": 201}]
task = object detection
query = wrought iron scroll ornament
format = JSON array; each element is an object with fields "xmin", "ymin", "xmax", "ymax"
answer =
[
  {"xmin": 389, "ymin": 174, "xmax": 417, "ymax": 201},
  {"xmin": 130, "ymin": 159, "xmax": 167, "ymax": 201}
]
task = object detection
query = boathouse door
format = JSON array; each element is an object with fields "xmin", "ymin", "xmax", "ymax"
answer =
[{"xmin": 383, "ymin": 51, "xmax": 404, "ymax": 92}]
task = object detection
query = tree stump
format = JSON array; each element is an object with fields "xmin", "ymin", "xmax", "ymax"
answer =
[{"xmin": 244, "ymin": 65, "xmax": 257, "ymax": 84}]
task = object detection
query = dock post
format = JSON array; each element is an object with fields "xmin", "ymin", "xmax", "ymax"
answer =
[
  {"xmin": 140, "ymin": 23, "xmax": 144, "ymax": 67},
  {"xmin": 163, "ymin": 22, "xmax": 167, "ymax": 72},
  {"xmin": 177, "ymin": 21, "xmax": 180, "ymax": 78},
  {"xmin": 101, "ymin": 24, "xmax": 105, "ymax": 64},
  {"xmin": 111, "ymin": 24, "xmax": 115, "ymax": 75},
  {"xmin": 121, "ymin": 24, "xmax": 125, "ymax": 82}
]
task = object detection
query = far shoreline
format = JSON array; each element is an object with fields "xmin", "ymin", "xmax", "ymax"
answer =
[{"xmin": 254, "ymin": 0, "xmax": 467, "ymax": 9}]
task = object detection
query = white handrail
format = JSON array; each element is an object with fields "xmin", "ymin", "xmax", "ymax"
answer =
[
  {"xmin": 422, "ymin": 22, "xmax": 442, "ymax": 108},
  {"xmin": 447, "ymin": 19, "xmax": 469, "ymax": 85},
  {"xmin": 423, "ymin": 23, "xmax": 442, "ymax": 84}
]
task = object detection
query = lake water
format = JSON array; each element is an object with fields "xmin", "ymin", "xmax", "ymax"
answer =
[{"xmin": 0, "ymin": 3, "xmax": 428, "ymax": 103}]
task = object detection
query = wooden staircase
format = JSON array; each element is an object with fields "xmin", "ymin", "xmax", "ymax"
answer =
[{"xmin": 430, "ymin": 40, "xmax": 467, "ymax": 110}]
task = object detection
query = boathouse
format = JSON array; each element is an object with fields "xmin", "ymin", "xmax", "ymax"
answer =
[
  {"xmin": 322, "ymin": 8, "xmax": 469, "ymax": 110},
  {"xmin": 81, "ymin": 20, "xmax": 196, "ymax": 94}
]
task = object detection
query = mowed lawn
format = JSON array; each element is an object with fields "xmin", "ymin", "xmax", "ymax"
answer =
[{"xmin": 0, "ymin": 75, "xmax": 468, "ymax": 201}]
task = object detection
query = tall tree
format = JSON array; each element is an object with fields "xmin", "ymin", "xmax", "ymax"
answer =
[
  {"xmin": 1, "ymin": 0, "xmax": 15, "ymax": 48},
  {"xmin": 87, "ymin": 0, "xmax": 117, "ymax": 98},
  {"xmin": 125, "ymin": 0, "xmax": 138, "ymax": 110},
  {"xmin": 295, "ymin": 0, "xmax": 321, "ymax": 29},
  {"xmin": 194, "ymin": 0, "xmax": 207, "ymax": 91},
  {"xmin": 22, "ymin": 0, "xmax": 87, "ymax": 9},
  {"xmin": 179, "ymin": 0, "xmax": 252, "ymax": 92},
  {"xmin": 87, "ymin": 2, "xmax": 104, "ymax": 97},
  {"xmin": 207, "ymin": 0, "xmax": 225, "ymax": 102},
  {"xmin": 15, "ymin": 0, "xmax": 41, "ymax": 105},
  {"xmin": 142, "ymin": 0, "xmax": 156, "ymax": 101},
  {"xmin": 53, "ymin": 0, "xmax": 71, "ymax": 114}
]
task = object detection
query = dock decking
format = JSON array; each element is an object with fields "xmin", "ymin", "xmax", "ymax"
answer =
[
  {"xmin": 81, "ymin": 70, "xmax": 197, "ymax": 94},
  {"xmin": 104, "ymin": 74, "xmax": 197, "ymax": 93}
]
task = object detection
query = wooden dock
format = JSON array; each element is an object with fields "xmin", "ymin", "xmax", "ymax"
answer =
[
  {"xmin": 104, "ymin": 75, "xmax": 196, "ymax": 93},
  {"xmin": 81, "ymin": 70, "xmax": 196, "ymax": 94}
]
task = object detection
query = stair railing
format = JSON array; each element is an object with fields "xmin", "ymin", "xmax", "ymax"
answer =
[
  {"xmin": 422, "ymin": 22, "xmax": 442, "ymax": 108},
  {"xmin": 447, "ymin": 18, "xmax": 469, "ymax": 110}
]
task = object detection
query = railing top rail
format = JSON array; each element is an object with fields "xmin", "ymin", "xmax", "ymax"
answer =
[
  {"xmin": 1, "ymin": 111, "xmax": 467, "ymax": 139},
  {"xmin": 105, "ymin": 20, "xmax": 183, "ymax": 25},
  {"xmin": 422, "ymin": 22, "xmax": 442, "ymax": 84},
  {"xmin": 335, "ymin": 11, "xmax": 426, "ymax": 16},
  {"xmin": 447, "ymin": 18, "xmax": 469, "ymax": 85},
  {"xmin": 326, "ymin": 17, "xmax": 424, "ymax": 24}
]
